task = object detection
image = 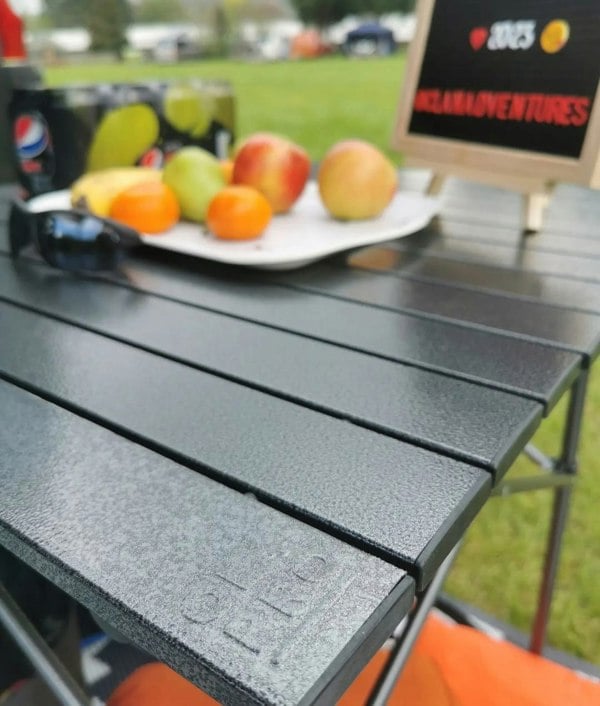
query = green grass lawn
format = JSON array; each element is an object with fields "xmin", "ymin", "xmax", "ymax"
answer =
[
  {"xmin": 45, "ymin": 55, "xmax": 600, "ymax": 665},
  {"xmin": 45, "ymin": 55, "xmax": 408, "ymax": 162}
]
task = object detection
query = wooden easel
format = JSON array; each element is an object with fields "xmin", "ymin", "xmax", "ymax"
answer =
[
  {"xmin": 393, "ymin": 0, "xmax": 600, "ymax": 235},
  {"xmin": 418, "ymin": 161, "xmax": 556, "ymax": 233}
]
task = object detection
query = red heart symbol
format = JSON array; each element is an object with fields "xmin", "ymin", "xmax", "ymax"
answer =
[{"xmin": 469, "ymin": 27, "xmax": 488, "ymax": 51}]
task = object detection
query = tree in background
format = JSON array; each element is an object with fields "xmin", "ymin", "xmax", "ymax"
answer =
[
  {"xmin": 87, "ymin": 0, "xmax": 130, "ymax": 58},
  {"xmin": 292, "ymin": 0, "xmax": 415, "ymax": 27},
  {"xmin": 365, "ymin": 0, "xmax": 415, "ymax": 14},
  {"xmin": 291, "ymin": 0, "xmax": 347, "ymax": 27},
  {"xmin": 180, "ymin": 0, "xmax": 296, "ymax": 54},
  {"xmin": 43, "ymin": 0, "xmax": 90, "ymax": 27},
  {"xmin": 132, "ymin": 0, "xmax": 187, "ymax": 24}
]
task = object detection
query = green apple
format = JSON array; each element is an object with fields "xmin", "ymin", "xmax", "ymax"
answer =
[{"xmin": 162, "ymin": 147, "xmax": 225, "ymax": 222}]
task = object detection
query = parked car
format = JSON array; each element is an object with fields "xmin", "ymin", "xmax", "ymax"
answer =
[
  {"xmin": 152, "ymin": 35, "xmax": 202, "ymax": 63},
  {"xmin": 343, "ymin": 22, "xmax": 396, "ymax": 57}
]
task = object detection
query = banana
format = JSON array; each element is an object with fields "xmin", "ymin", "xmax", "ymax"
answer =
[{"xmin": 70, "ymin": 167, "xmax": 162, "ymax": 217}]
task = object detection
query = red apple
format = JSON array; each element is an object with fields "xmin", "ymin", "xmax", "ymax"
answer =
[
  {"xmin": 232, "ymin": 132, "xmax": 311, "ymax": 214},
  {"xmin": 318, "ymin": 140, "xmax": 398, "ymax": 220}
]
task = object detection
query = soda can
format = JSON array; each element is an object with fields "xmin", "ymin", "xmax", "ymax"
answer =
[{"xmin": 0, "ymin": 63, "xmax": 42, "ymax": 184}]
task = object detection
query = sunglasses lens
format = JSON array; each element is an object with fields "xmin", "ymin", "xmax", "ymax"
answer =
[{"xmin": 39, "ymin": 213, "xmax": 126, "ymax": 271}]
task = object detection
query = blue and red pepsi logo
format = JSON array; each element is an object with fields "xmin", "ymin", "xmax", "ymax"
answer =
[
  {"xmin": 138, "ymin": 147, "xmax": 181, "ymax": 168},
  {"xmin": 139, "ymin": 147, "xmax": 164, "ymax": 168},
  {"xmin": 14, "ymin": 113, "xmax": 50, "ymax": 160}
]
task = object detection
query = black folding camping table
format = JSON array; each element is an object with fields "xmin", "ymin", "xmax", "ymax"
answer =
[{"xmin": 0, "ymin": 171, "xmax": 598, "ymax": 705}]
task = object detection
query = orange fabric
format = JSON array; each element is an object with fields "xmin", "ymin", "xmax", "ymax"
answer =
[
  {"xmin": 107, "ymin": 615, "xmax": 600, "ymax": 706},
  {"xmin": 414, "ymin": 614, "xmax": 600, "ymax": 706},
  {"xmin": 107, "ymin": 663, "xmax": 219, "ymax": 706},
  {"xmin": 337, "ymin": 646, "xmax": 459, "ymax": 705}
]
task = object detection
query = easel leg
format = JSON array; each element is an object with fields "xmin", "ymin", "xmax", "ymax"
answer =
[
  {"xmin": 426, "ymin": 173, "xmax": 445, "ymax": 196},
  {"xmin": 522, "ymin": 184, "xmax": 554, "ymax": 233},
  {"xmin": 529, "ymin": 369, "xmax": 589, "ymax": 654}
]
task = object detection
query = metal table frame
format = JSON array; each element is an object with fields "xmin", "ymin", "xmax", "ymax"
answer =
[{"xmin": 364, "ymin": 368, "xmax": 590, "ymax": 704}]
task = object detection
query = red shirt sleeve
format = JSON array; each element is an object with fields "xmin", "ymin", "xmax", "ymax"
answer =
[{"xmin": 0, "ymin": 0, "xmax": 27, "ymax": 59}]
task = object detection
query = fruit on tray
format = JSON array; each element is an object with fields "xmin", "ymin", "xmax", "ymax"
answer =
[
  {"xmin": 317, "ymin": 140, "xmax": 398, "ymax": 220},
  {"xmin": 70, "ymin": 167, "xmax": 162, "ymax": 217},
  {"xmin": 87, "ymin": 104, "xmax": 160, "ymax": 172},
  {"xmin": 219, "ymin": 159, "xmax": 234, "ymax": 184},
  {"xmin": 110, "ymin": 181, "xmax": 180, "ymax": 234},
  {"xmin": 206, "ymin": 185, "xmax": 272, "ymax": 240},
  {"xmin": 232, "ymin": 132, "xmax": 310, "ymax": 214},
  {"xmin": 164, "ymin": 84, "xmax": 214, "ymax": 137},
  {"xmin": 162, "ymin": 146, "xmax": 226, "ymax": 222}
]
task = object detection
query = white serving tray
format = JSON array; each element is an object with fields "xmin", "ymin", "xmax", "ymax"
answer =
[{"xmin": 27, "ymin": 182, "xmax": 439, "ymax": 270}]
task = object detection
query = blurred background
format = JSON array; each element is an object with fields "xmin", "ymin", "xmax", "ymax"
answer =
[{"xmin": 10, "ymin": 0, "xmax": 417, "ymax": 64}]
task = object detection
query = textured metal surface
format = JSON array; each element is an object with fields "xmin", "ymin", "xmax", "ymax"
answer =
[
  {"xmin": 292, "ymin": 258, "xmax": 600, "ymax": 360},
  {"xmin": 417, "ymin": 217, "xmax": 600, "ymax": 259},
  {"xmin": 0, "ymin": 300, "xmax": 491, "ymax": 586},
  {"xmin": 354, "ymin": 252, "xmax": 600, "ymax": 315},
  {"xmin": 396, "ymin": 170, "xmax": 600, "ymax": 238},
  {"xmin": 0, "ymin": 262, "xmax": 543, "ymax": 472},
  {"xmin": 0, "ymin": 255, "xmax": 579, "ymax": 412},
  {"xmin": 385, "ymin": 236, "xmax": 600, "ymax": 282},
  {"xmin": 1, "ymin": 175, "xmax": 598, "ymax": 702},
  {"xmin": 0, "ymin": 381, "xmax": 413, "ymax": 706}
]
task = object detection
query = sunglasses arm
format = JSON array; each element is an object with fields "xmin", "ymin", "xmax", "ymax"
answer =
[{"xmin": 99, "ymin": 216, "xmax": 142, "ymax": 249}]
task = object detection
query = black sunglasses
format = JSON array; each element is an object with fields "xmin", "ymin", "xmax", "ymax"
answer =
[{"xmin": 9, "ymin": 199, "xmax": 142, "ymax": 271}]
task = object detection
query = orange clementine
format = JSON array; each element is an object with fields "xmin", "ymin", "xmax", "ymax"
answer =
[
  {"xmin": 109, "ymin": 181, "xmax": 180, "ymax": 234},
  {"xmin": 206, "ymin": 185, "xmax": 272, "ymax": 240},
  {"xmin": 219, "ymin": 158, "xmax": 234, "ymax": 184}
]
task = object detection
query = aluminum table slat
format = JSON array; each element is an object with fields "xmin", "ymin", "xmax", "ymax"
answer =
[
  {"xmin": 281, "ymin": 258, "xmax": 600, "ymax": 360},
  {"xmin": 412, "ymin": 217, "xmax": 600, "ymax": 259},
  {"xmin": 0, "ymin": 252, "xmax": 581, "ymax": 413},
  {"xmin": 0, "ymin": 381, "xmax": 414, "ymax": 706},
  {"xmin": 0, "ymin": 268, "xmax": 544, "ymax": 476},
  {"xmin": 353, "ymin": 252, "xmax": 600, "ymax": 315},
  {"xmin": 385, "ymin": 237, "xmax": 600, "ymax": 283},
  {"xmin": 396, "ymin": 171, "xmax": 600, "ymax": 238},
  {"xmin": 0, "ymin": 300, "xmax": 492, "ymax": 587}
]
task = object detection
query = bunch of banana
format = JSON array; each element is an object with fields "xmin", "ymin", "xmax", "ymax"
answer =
[{"xmin": 70, "ymin": 167, "xmax": 162, "ymax": 217}]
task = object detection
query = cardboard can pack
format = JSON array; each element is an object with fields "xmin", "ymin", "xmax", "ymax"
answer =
[{"xmin": 9, "ymin": 80, "xmax": 236, "ymax": 197}]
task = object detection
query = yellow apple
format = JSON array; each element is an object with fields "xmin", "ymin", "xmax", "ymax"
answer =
[{"xmin": 318, "ymin": 140, "xmax": 398, "ymax": 220}]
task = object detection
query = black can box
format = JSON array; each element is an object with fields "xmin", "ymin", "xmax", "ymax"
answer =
[{"xmin": 8, "ymin": 80, "xmax": 236, "ymax": 197}]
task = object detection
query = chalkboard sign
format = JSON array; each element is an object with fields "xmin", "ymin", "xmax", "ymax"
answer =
[{"xmin": 394, "ymin": 0, "xmax": 600, "ymax": 191}]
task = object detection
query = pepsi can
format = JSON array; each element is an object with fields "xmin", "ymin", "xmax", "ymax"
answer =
[
  {"xmin": 0, "ymin": 63, "xmax": 42, "ymax": 185},
  {"xmin": 12, "ymin": 111, "xmax": 55, "ymax": 195},
  {"xmin": 9, "ymin": 86, "xmax": 98, "ymax": 197}
]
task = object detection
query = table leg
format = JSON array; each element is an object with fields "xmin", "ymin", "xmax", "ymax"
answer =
[
  {"xmin": 529, "ymin": 369, "xmax": 589, "ymax": 654},
  {"xmin": 0, "ymin": 581, "xmax": 90, "ymax": 706},
  {"xmin": 365, "ymin": 543, "xmax": 461, "ymax": 706}
]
